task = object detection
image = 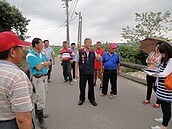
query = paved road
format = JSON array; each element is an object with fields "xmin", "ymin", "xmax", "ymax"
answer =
[{"xmin": 34, "ymin": 58, "xmax": 172, "ymax": 129}]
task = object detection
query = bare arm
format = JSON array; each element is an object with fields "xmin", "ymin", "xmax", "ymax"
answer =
[
  {"xmin": 16, "ymin": 112, "xmax": 32, "ymax": 129},
  {"xmin": 146, "ymin": 52, "xmax": 154, "ymax": 64},
  {"xmin": 35, "ymin": 63, "xmax": 44, "ymax": 71},
  {"xmin": 117, "ymin": 63, "xmax": 121, "ymax": 75},
  {"xmin": 52, "ymin": 55, "xmax": 55, "ymax": 65},
  {"xmin": 35, "ymin": 61, "xmax": 50, "ymax": 71},
  {"xmin": 75, "ymin": 62, "xmax": 79, "ymax": 79},
  {"xmin": 156, "ymin": 59, "xmax": 172, "ymax": 77}
]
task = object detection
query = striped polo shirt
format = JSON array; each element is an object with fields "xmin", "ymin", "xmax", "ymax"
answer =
[
  {"xmin": 0, "ymin": 60, "xmax": 33, "ymax": 121},
  {"xmin": 60, "ymin": 48, "xmax": 72, "ymax": 61},
  {"xmin": 156, "ymin": 64, "xmax": 172, "ymax": 102}
]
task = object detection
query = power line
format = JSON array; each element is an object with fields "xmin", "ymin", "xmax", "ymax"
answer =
[
  {"xmin": 69, "ymin": 0, "xmax": 78, "ymax": 21},
  {"xmin": 48, "ymin": 21, "xmax": 66, "ymax": 39},
  {"xmin": 69, "ymin": 0, "xmax": 76, "ymax": 13},
  {"xmin": 29, "ymin": 24, "xmax": 60, "ymax": 31}
]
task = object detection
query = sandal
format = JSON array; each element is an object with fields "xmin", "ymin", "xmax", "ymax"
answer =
[
  {"xmin": 152, "ymin": 104, "xmax": 160, "ymax": 108},
  {"xmin": 142, "ymin": 100, "xmax": 150, "ymax": 105}
]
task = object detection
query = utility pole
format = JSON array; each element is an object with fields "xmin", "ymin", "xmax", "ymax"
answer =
[
  {"xmin": 77, "ymin": 12, "xmax": 82, "ymax": 49},
  {"xmin": 62, "ymin": 0, "xmax": 71, "ymax": 46}
]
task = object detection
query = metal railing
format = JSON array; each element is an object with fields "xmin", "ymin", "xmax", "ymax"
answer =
[{"xmin": 120, "ymin": 62, "xmax": 147, "ymax": 85}]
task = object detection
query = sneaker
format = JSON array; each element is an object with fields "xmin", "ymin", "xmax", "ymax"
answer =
[
  {"xmin": 70, "ymin": 81, "xmax": 73, "ymax": 85},
  {"xmin": 100, "ymin": 93, "xmax": 106, "ymax": 96},
  {"xmin": 109, "ymin": 94, "xmax": 116, "ymax": 99},
  {"xmin": 48, "ymin": 79, "xmax": 51, "ymax": 83},
  {"xmin": 154, "ymin": 118, "xmax": 163, "ymax": 123},
  {"xmin": 151, "ymin": 125, "xmax": 161, "ymax": 129},
  {"xmin": 73, "ymin": 78, "xmax": 77, "ymax": 82},
  {"xmin": 63, "ymin": 80, "xmax": 68, "ymax": 83},
  {"xmin": 99, "ymin": 84, "xmax": 102, "ymax": 90}
]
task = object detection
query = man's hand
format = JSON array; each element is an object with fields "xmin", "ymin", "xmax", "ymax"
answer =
[
  {"xmin": 97, "ymin": 54, "xmax": 102, "ymax": 60},
  {"xmin": 117, "ymin": 70, "xmax": 121, "ymax": 75},
  {"xmin": 75, "ymin": 71, "xmax": 79, "ymax": 79},
  {"xmin": 43, "ymin": 61, "xmax": 51, "ymax": 66},
  {"xmin": 70, "ymin": 60, "xmax": 74, "ymax": 64}
]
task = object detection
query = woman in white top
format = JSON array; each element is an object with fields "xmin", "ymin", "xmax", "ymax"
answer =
[
  {"xmin": 151, "ymin": 42, "xmax": 172, "ymax": 129},
  {"xmin": 143, "ymin": 42, "xmax": 162, "ymax": 108}
]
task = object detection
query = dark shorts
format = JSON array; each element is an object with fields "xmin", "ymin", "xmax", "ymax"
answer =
[
  {"xmin": 0, "ymin": 118, "xmax": 35, "ymax": 129},
  {"xmin": 0, "ymin": 119, "xmax": 18, "ymax": 129}
]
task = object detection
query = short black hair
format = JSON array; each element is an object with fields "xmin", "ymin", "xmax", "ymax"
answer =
[
  {"xmin": 43, "ymin": 40, "xmax": 49, "ymax": 43},
  {"xmin": 71, "ymin": 43, "xmax": 75, "ymax": 46},
  {"xmin": 158, "ymin": 42, "xmax": 172, "ymax": 64},
  {"xmin": 0, "ymin": 46, "xmax": 20, "ymax": 60},
  {"xmin": 84, "ymin": 38, "xmax": 92, "ymax": 43},
  {"xmin": 32, "ymin": 38, "xmax": 42, "ymax": 47},
  {"xmin": 63, "ymin": 41, "xmax": 67, "ymax": 44},
  {"xmin": 96, "ymin": 41, "xmax": 101, "ymax": 44},
  {"xmin": 0, "ymin": 49, "xmax": 10, "ymax": 60}
]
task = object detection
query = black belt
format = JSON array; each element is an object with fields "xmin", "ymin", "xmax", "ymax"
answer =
[
  {"xmin": 104, "ymin": 69, "xmax": 116, "ymax": 72},
  {"xmin": 33, "ymin": 74, "xmax": 48, "ymax": 78}
]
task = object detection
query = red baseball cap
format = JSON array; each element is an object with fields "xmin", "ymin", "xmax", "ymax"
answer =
[
  {"xmin": 109, "ymin": 43, "xmax": 117, "ymax": 49},
  {"xmin": 0, "ymin": 31, "xmax": 30, "ymax": 52}
]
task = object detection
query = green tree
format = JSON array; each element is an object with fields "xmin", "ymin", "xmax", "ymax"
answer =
[
  {"xmin": 121, "ymin": 11, "xmax": 172, "ymax": 43},
  {"xmin": 0, "ymin": 0, "xmax": 30, "ymax": 40}
]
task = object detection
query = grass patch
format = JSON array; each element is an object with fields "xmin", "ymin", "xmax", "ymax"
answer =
[{"xmin": 52, "ymin": 46, "xmax": 61, "ymax": 57}]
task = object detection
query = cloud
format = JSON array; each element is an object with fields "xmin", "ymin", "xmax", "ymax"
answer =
[{"xmin": 5, "ymin": 0, "xmax": 172, "ymax": 45}]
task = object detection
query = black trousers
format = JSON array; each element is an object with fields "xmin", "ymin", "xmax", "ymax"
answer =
[
  {"xmin": 79, "ymin": 74, "xmax": 95, "ymax": 102},
  {"xmin": 47, "ymin": 59, "xmax": 52, "ymax": 80},
  {"xmin": 102, "ymin": 69, "xmax": 117, "ymax": 95},
  {"xmin": 71, "ymin": 61, "xmax": 75, "ymax": 79},
  {"xmin": 146, "ymin": 75, "xmax": 160, "ymax": 104},
  {"xmin": 158, "ymin": 99, "xmax": 171, "ymax": 127},
  {"xmin": 62, "ymin": 60, "xmax": 72, "ymax": 81}
]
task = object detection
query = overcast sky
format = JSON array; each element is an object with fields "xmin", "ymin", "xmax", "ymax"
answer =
[{"xmin": 6, "ymin": 0, "xmax": 172, "ymax": 45}]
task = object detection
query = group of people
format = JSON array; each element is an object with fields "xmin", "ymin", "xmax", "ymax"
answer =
[
  {"xmin": 142, "ymin": 42, "xmax": 172, "ymax": 129},
  {"xmin": 60, "ymin": 38, "xmax": 121, "ymax": 106},
  {"xmin": 0, "ymin": 31, "xmax": 171, "ymax": 129},
  {"xmin": 0, "ymin": 31, "xmax": 56, "ymax": 129}
]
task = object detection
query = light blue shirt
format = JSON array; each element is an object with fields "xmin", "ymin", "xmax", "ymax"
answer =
[
  {"xmin": 43, "ymin": 47, "xmax": 55, "ymax": 60},
  {"xmin": 26, "ymin": 49, "xmax": 49, "ymax": 75}
]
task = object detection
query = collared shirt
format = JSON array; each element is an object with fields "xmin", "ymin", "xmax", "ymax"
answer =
[
  {"xmin": 74, "ymin": 48, "xmax": 96, "ymax": 62},
  {"xmin": 26, "ymin": 49, "xmax": 49, "ymax": 75},
  {"xmin": 70, "ymin": 48, "xmax": 76, "ymax": 59},
  {"xmin": 102, "ymin": 52, "xmax": 120, "ymax": 70},
  {"xmin": 60, "ymin": 48, "xmax": 72, "ymax": 61},
  {"xmin": 43, "ymin": 47, "xmax": 55, "ymax": 60},
  {"xmin": 0, "ymin": 60, "xmax": 33, "ymax": 121}
]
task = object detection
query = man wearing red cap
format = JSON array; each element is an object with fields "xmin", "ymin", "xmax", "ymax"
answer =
[
  {"xmin": 0, "ymin": 31, "xmax": 33, "ymax": 129},
  {"xmin": 101, "ymin": 43, "xmax": 121, "ymax": 99}
]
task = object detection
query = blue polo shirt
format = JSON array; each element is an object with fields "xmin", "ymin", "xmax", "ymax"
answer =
[
  {"xmin": 26, "ymin": 49, "xmax": 49, "ymax": 75},
  {"xmin": 102, "ymin": 52, "xmax": 120, "ymax": 70}
]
